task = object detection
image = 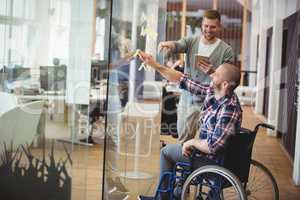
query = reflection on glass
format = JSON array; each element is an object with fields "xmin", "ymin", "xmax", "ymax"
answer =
[
  {"xmin": 0, "ymin": 0, "xmax": 108, "ymax": 199},
  {"xmin": 103, "ymin": 0, "xmax": 167, "ymax": 199}
]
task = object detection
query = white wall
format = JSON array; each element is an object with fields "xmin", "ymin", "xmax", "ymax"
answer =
[
  {"xmin": 267, "ymin": 0, "xmax": 285, "ymax": 136},
  {"xmin": 144, "ymin": 0, "xmax": 160, "ymax": 81},
  {"xmin": 66, "ymin": 0, "xmax": 93, "ymax": 105},
  {"xmin": 254, "ymin": 0, "xmax": 271, "ymax": 114},
  {"xmin": 294, "ymin": 58, "xmax": 300, "ymax": 185},
  {"xmin": 250, "ymin": 0, "xmax": 300, "ymax": 185},
  {"xmin": 248, "ymin": 1, "xmax": 259, "ymax": 87}
]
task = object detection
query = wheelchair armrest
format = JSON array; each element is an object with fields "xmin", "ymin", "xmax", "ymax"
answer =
[
  {"xmin": 190, "ymin": 148, "xmax": 208, "ymax": 159},
  {"xmin": 253, "ymin": 123, "xmax": 275, "ymax": 133}
]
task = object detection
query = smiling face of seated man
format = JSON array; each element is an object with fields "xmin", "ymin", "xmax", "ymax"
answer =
[{"xmin": 209, "ymin": 63, "xmax": 241, "ymax": 95}]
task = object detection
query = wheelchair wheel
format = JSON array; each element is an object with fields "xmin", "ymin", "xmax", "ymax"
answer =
[
  {"xmin": 245, "ymin": 159, "xmax": 279, "ymax": 200},
  {"xmin": 181, "ymin": 165, "xmax": 246, "ymax": 200}
]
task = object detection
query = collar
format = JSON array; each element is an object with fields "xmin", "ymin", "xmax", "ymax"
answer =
[
  {"xmin": 213, "ymin": 94, "xmax": 231, "ymax": 107},
  {"xmin": 200, "ymin": 36, "xmax": 220, "ymax": 45}
]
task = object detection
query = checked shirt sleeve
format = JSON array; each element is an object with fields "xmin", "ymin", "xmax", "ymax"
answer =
[
  {"xmin": 179, "ymin": 74, "xmax": 210, "ymax": 96},
  {"xmin": 207, "ymin": 104, "xmax": 242, "ymax": 155}
]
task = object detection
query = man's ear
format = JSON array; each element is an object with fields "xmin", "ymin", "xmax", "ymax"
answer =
[{"xmin": 223, "ymin": 81, "xmax": 229, "ymax": 90}]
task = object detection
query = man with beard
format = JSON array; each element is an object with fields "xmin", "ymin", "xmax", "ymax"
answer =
[
  {"xmin": 137, "ymin": 51, "xmax": 242, "ymax": 200},
  {"xmin": 159, "ymin": 10, "xmax": 234, "ymax": 142}
]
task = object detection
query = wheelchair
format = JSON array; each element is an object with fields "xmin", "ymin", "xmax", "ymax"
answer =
[{"xmin": 139, "ymin": 123, "xmax": 279, "ymax": 200}]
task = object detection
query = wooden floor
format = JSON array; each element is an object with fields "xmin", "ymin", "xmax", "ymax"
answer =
[
  {"xmin": 70, "ymin": 106, "xmax": 300, "ymax": 200},
  {"xmin": 242, "ymin": 106, "xmax": 300, "ymax": 200}
]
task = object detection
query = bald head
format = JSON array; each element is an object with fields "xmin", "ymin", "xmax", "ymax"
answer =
[{"xmin": 218, "ymin": 63, "xmax": 241, "ymax": 90}]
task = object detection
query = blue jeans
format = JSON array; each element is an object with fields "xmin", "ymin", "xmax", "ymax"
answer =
[{"xmin": 160, "ymin": 144, "xmax": 190, "ymax": 175}]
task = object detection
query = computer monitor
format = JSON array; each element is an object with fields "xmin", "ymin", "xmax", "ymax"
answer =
[
  {"xmin": 91, "ymin": 60, "xmax": 108, "ymax": 86},
  {"xmin": 40, "ymin": 66, "xmax": 66, "ymax": 92},
  {"xmin": 1, "ymin": 67, "xmax": 31, "ymax": 82},
  {"xmin": 0, "ymin": 72, "xmax": 8, "ymax": 90}
]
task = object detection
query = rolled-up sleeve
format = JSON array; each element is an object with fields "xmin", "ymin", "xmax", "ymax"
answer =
[
  {"xmin": 223, "ymin": 46, "xmax": 234, "ymax": 64},
  {"xmin": 207, "ymin": 105, "xmax": 241, "ymax": 155},
  {"xmin": 173, "ymin": 37, "xmax": 190, "ymax": 53},
  {"xmin": 179, "ymin": 74, "xmax": 210, "ymax": 96}
]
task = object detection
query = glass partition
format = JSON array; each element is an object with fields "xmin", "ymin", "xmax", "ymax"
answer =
[
  {"xmin": 0, "ymin": 0, "xmax": 167, "ymax": 199},
  {"xmin": 0, "ymin": 0, "xmax": 111, "ymax": 199},
  {"xmin": 103, "ymin": 0, "xmax": 167, "ymax": 199}
]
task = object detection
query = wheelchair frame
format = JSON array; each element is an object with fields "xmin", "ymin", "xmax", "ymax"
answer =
[{"xmin": 141, "ymin": 123, "xmax": 279, "ymax": 200}]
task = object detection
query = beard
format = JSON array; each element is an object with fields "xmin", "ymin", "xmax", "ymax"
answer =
[
  {"xmin": 203, "ymin": 32, "xmax": 216, "ymax": 41},
  {"xmin": 213, "ymin": 82, "xmax": 222, "ymax": 91}
]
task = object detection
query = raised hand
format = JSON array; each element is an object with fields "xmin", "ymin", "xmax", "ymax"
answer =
[
  {"xmin": 138, "ymin": 50, "xmax": 183, "ymax": 82},
  {"xmin": 158, "ymin": 41, "xmax": 175, "ymax": 54},
  {"xmin": 137, "ymin": 51, "xmax": 157, "ymax": 67}
]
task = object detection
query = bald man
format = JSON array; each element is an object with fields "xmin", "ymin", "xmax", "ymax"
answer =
[{"xmin": 138, "ymin": 52, "xmax": 242, "ymax": 200}]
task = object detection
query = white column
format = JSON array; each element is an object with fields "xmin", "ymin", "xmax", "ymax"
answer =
[
  {"xmin": 25, "ymin": 1, "xmax": 50, "ymax": 81},
  {"xmin": 254, "ymin": 0, "xmax": 268, "ymax": 114},
  {"xmin": 128, "ymin": 0, "xmax": 140, "ymax": 102},
  {"xmin": 34, "ymin": 1, "xmax": 50, "ymax": 67},
  {"xmin": 266, "ymin": 0, "xmax": 285, "ymax": 136},
  {"xmin": 240, "ymin": 0, "xmax": 249, "ymax": 75},
  {"xmin": 66, "ymin": 0, "xmax": 93, "ymax": 105},
  {"xmin": 292, "ymin": 0, "xmax": 300, "ymax": 186},
  {"xmin": 248, "ymin": 1, "xmax": 260, "ymax": 87},
  {"xmin": 293, "ymin": 58, "xmax": 300, "ymax": 185},
  {"xmin": 144, "ymin": 0, "xmax": 159, "ymax": 81}
]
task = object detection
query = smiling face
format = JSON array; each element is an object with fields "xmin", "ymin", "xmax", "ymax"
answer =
[
  {"xmin": 210, "ymin": 64, "xmax": 241, "ymax": 93},
  {"xmin": 210, "ymin": 66, "xmax": 226, "ymax": 91},
  {"xmin": 201, "ymin": 17, "xmax": 221, "ymax": 42}
]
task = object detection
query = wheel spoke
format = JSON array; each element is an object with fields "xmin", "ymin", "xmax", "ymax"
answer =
[{"xmin": 246, "ymin": 160, "xmax": 278, "ymax": 200}]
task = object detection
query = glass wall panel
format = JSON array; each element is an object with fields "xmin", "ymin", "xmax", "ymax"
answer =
[
  {"xmin": 103, "ymin": 0, "xmax": 167, "ymax": 199},
  {"xmin": 1, "ymin": 0, "xmax": 168, "ymax": 199},
  {"xmin": 0, "ymin": 0, "xmax": 111, "ymax": 199}
]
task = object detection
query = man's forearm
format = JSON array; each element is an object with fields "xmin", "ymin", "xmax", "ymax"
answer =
[{"xmin": 152, "ymin": 62, "xmax": 183, "ymax": 82}]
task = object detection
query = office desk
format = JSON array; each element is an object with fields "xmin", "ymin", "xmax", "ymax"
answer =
[
  {"xmin": 17, "ymin": 94, "xmax": 66, "ymax": 101},
  {"xmin": 16, "ymin": 93, "xmax": 66, "ymax": 123}
]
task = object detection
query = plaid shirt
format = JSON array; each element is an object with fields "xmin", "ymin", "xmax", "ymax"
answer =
[{"xmin": 179, "ymin": 74, "xmax": 243, "ymax": 162}]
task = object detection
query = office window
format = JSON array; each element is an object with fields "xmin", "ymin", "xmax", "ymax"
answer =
[
  {"xmin": 49, "ymin": 0, "xmax": 71, "ymax": 64},
  {"xmin": 24, "ymin": 0, "xmax": 36, "ymax": 19},
  {"xmin": 0, "ymin": 0, "xmax": 37, "ymax": 68},
  {"xmin": 0, "ymin": 0, "xmax": 10, "ymax": 15},
  {"xmin": 13, "ymin": 0, "xmax": 25, "ymax": 18},
  {"xmin": 0, "ymin": 24, "xmax": 9, "ymax": 67}
]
